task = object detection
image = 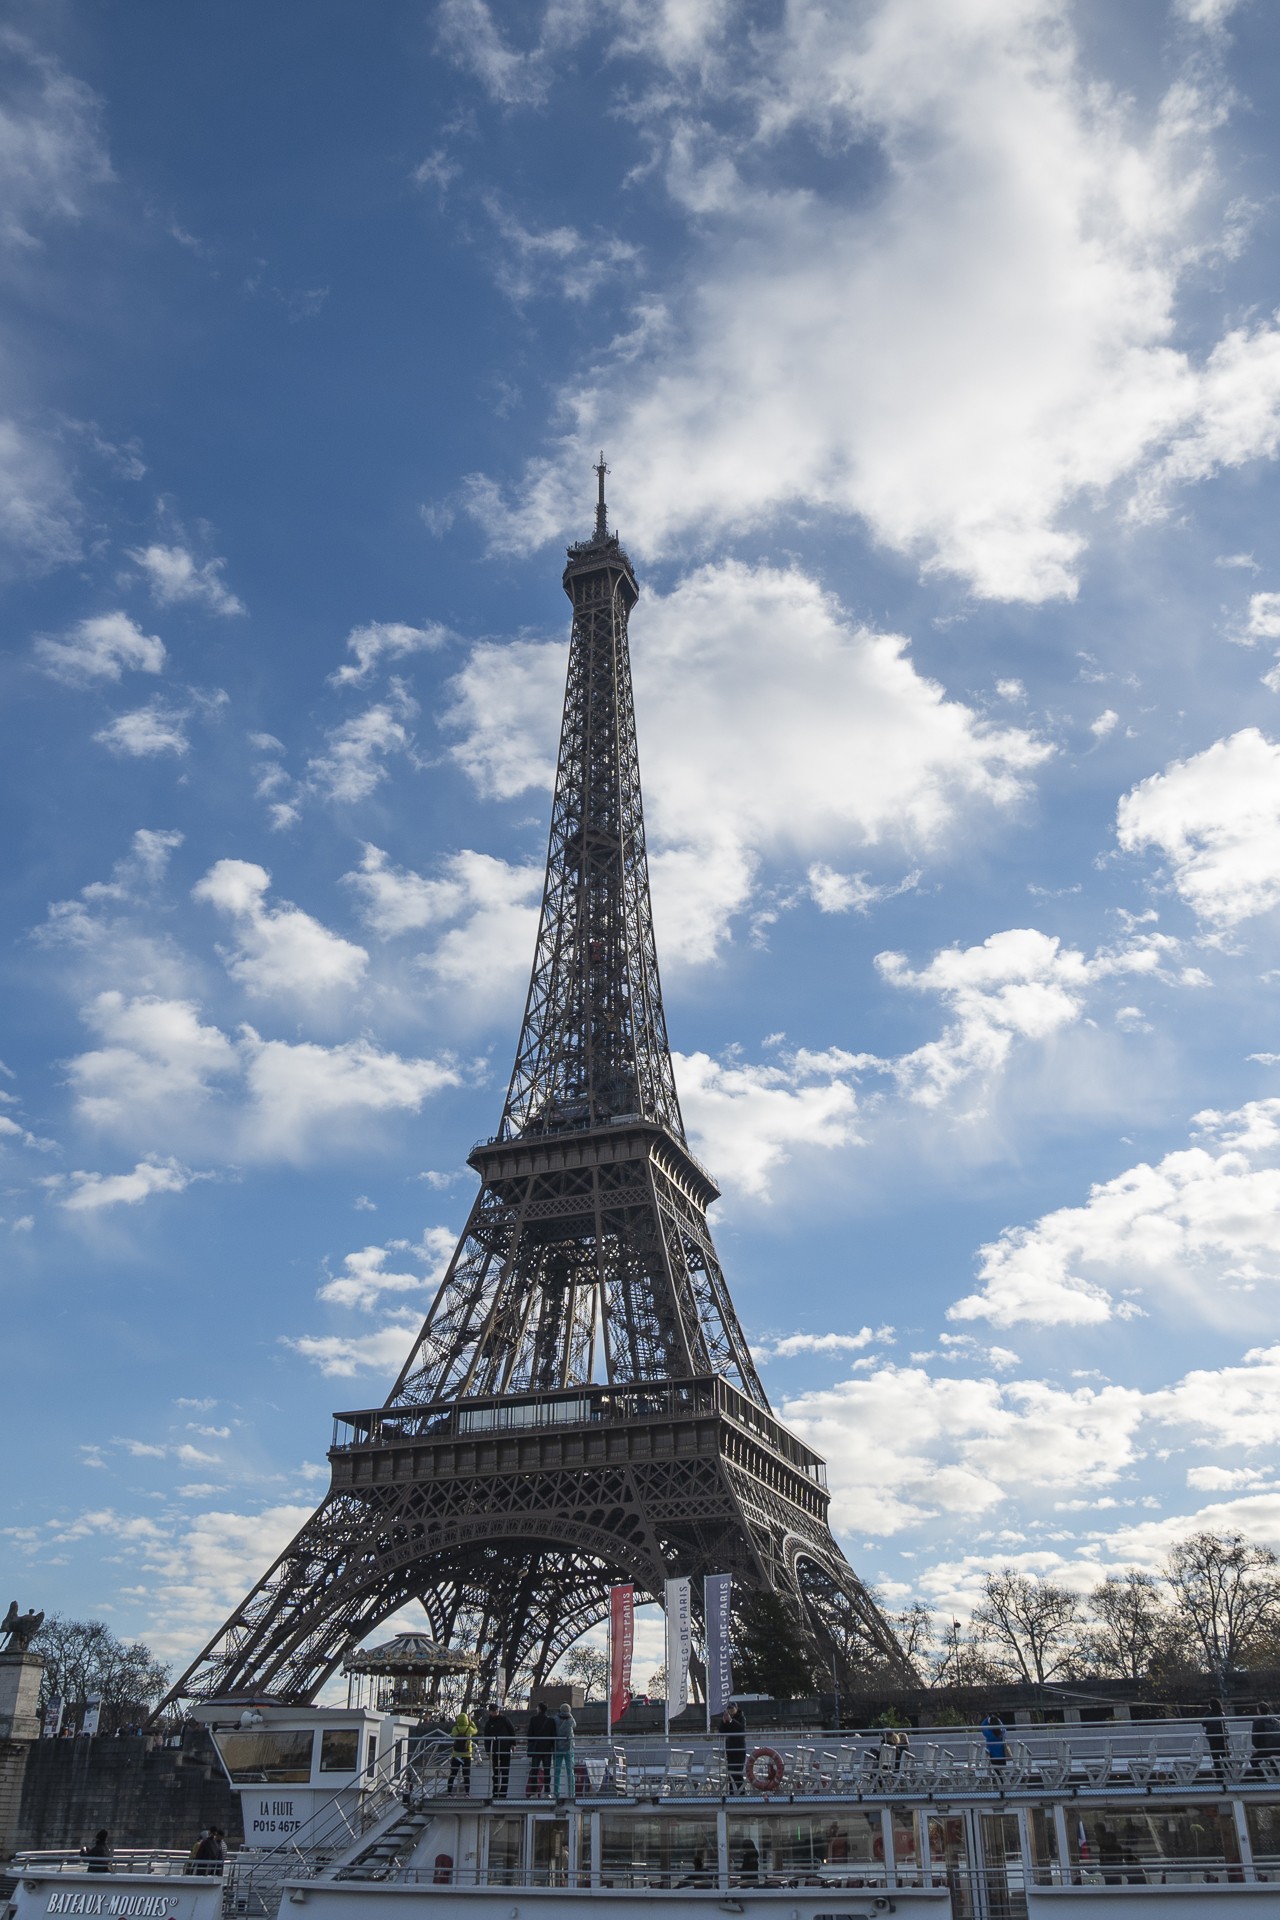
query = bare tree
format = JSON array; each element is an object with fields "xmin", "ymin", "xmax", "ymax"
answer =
[
  {"xmin": 972, "ymin": 1570, "xmax": 1082, "ymax": 1685},
  {"xmin": 32, "ymin": 1615, "xmax": 170, "ymax": 1732},
  {"xmin": 1080, "ymin": 1571, "xmax": 1172, "ymax": 1682},
  {"xmin": 560, "ymin": 1645, "xmax": 609, "ymax": 1702},
  {"xmin": 893, "ymin": 1603, "xmax": 935, "ymax": 1670},
  {"xmin": 1165, "ymin": 1533, "xmax": 1280, "ymax": 1687},
  {"xmin": 931, "ymin": 1616, "xmax": 1006, "ymax": 1689}
]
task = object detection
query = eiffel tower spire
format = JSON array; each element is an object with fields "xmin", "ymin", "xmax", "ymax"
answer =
[{"xmin": 160, "ymin": 465, "xmax": 910, "ymax": 1712}]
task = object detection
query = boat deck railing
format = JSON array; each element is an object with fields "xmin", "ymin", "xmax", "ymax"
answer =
[
  {"xmin": 9, "ymin": 1850, "xmax": 194, "ymax": 1876},
  {"xmin": 373, "ymin": 1719, "xmax": 1280, "ymax": 1802}
]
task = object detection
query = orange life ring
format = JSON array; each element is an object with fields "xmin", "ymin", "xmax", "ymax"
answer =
[{"xmin": 745, "ymin": 1746, "xmax": 786, "ymax": 1793}]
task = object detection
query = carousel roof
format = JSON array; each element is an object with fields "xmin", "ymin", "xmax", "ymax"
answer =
[{"xmin": 342, "ymin": 1632, "xmax": 478, "ymax": 1676}]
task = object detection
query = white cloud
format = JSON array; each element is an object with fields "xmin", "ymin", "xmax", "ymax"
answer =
[
  {"xmin": 94, "ymin": 701, "xmax": 189, "ymax": 756},
  {"xmin": 69, "ymin": 991, "xmax": 239, "ymax": 1128},
  {"xmin": 0, "ymin": 30, "xmax": 112, "ymax": 247},
  {"xmin": 78, "ymin": 1501, "xmax": 315, "ymax": 1661},
  {"xmin": 1244, "ymin": 593, "xmax": 1280, "ymax": 642},
  {"xmin": 0, "ymin": 40, "xmax": 111, "ymax": 573},
  {"xmin": 808, "ymin": 864, "xmax": 922, "ymax": 914},
  {"xmin": 307, "ymin": 685, "xmax": 416, "ymax": 802},
  {"xmin": 480, "ymin": 193, "xmax": 639, "ymax": 304},
  {"xmin": 758, "ymin": 1326, "xmax": 892, "ymax": 1359},
  {"xmin": 66, "ymin": 991, "xmax": 461, "ymax": 1163},
  {"xmin": 319, "ymin": 1245, "xmax": 428, "ymax": 1309},
  {"xmin": 61, "ymin": 1155, "xmax": 197, "ymax": 1212},
  {"xmin": 675, "ymin": 1044, "xmax": 864, "ymax": 1198},
  {"xmin": 286, "ymin": 1320, "xmax": 420, "ymax": 1378},
  {"xmin": 193, "ymin": 859, "xmax": 368, "ymax": 1002},
  {"xmin": 876, "ymin": 924, "xmax": 1177, "ymax": 1108},
  {"xmin": 435, "ymin": 0, "xmax": 558, "ymax": 106},
  {"xmin": 93, "ymin": 689, "xmax": 227, "ymax": 759},
  {"xmin": 0, "ymin": 418, "xmax": 81, "ymax": 576},
  {"xmin": 329, "ymin": 621, "xmax": 449, "ymax": 687},
  {"xmin": 446, "ymin": 562, "xmax": 1045, "ymax": 961},
  {"xmin": 783, "ymin": 1339, "xmax": 1280, "ymax": 1546},
  {"xmin": 1117, "ymin": 729, "xmax": 1280, "ymax": 926},
  {"xmin": 343, "ymin": 844, "xmax": 543, "ymax": 1013},
  {"xmin": 343, "ymin": 843, "xmax": 455, "ymax": 937},
  {"xmin": 126, "ymin": 544, "xmax": 244, "ymax": 616},
  {"xmin": 416, "ymin": 853, "xmax": 543, "ymax": 1002},
  {"xmin": 238, "ymin": 1030, "xmax": 461, "ymax": 1161},
  {"xmin": 784, "ymin": 1363, "xmax": 1146, "ymax": 1536},
  {"xmin": 952, "ymin": 1098, "xmax": 1280, "ymax": 1329},
  {"xmin": 35, "ymin": 611, "xmax": 166, "ymax": 684},
  {"xmin": 460, "ymin": 3, "xmax": 1280, "ymax": 602},
  {"xmin": 1091, "ymin": 709, "xmax": 1119, "ymax": 739}
]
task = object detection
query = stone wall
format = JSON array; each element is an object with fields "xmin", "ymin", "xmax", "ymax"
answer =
[{"xmin": 6, "ymin": 1725, "xmax": 240, "ymax": 1857}]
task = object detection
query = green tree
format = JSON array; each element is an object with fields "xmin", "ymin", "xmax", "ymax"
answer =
[{"xmin": 730, "ymin": 1591, "xmax": 821, "ymax": 1698}]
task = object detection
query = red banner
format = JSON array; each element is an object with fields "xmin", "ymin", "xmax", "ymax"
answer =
[{"xmin": 609, "ymin": 1583, "xmax": 634, "ymax": 1724}]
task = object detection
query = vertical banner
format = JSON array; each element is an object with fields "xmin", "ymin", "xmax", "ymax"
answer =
[
  {"xmin": 664, "ymin": 1576, "xmax": 691, "ymax": 1716},
  {"xmin": 81, "ymin": 1696, "xmax": 103, "ymax": 1738},
  {"xmin": 704, "ymin": 1574, "xmax": 733, "ymax": 1721},
  {"xmin": 42, "ymin": 1696, "xmax": 63, "ymax": 1738},
  {"xmin": 608, "ymin": 1584, "xmax": 634, "ymax": 1727}
]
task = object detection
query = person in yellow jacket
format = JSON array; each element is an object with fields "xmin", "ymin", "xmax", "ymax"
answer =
[{"xmin": 447, "ymin": 1706, "xmax": 478, "ymax": 1795}]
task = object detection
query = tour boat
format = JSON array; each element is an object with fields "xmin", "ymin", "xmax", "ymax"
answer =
[{"xmin": 8, "ymin": 1701, "xmax": 1280, "ymax": 1920}]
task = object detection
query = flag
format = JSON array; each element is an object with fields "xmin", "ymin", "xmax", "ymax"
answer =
[
  {"xmin": 664, "ymin": 1575, "xmax": 691, "ymax": 1713},
  {"xmin": 609, "ymin": 1584, "xmax": 634, "ymax": 1723},
  {"xmin": 704, "ymin": 1573, "xmax": 733, "ymax": 1717}
]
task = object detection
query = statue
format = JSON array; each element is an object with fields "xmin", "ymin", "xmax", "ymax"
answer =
[{"xmin": 1, "ymin": 1602, "xmax": 45, "ymax": 1653}]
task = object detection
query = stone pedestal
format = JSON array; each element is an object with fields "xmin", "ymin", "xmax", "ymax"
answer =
[
  {"xmin": 0, "ymin": 1652, "xmax": 41, "ymax": 1859},
  {"xmin": 0, "ymin": 1652, "xmax": 43, "ymax": 1743}
]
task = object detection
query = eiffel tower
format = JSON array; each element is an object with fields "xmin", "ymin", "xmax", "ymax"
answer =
[{"xmin": 165, "ymin": 462, "xmax": 911, "ymax": 1710}]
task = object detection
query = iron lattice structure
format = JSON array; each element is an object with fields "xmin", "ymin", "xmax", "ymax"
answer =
[{"xmin": 163, "ymin": 465, "xmax": 911, "ymax": 1712}]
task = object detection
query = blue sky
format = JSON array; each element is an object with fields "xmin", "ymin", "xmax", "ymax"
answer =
[{"xmin": 7, "ymin": 0, "xmax": 1280, "ymax": 1678}]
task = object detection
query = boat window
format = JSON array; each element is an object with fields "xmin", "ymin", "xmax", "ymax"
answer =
[
  {"xmin": 891, "ymin": 1808, "xmax": 918, "ymax": 1876},
  {"xmin": 318, "ymin": 1729, "xmax": 360, "ymax": 1772},
  {"xmin": 1068, "ymin": 1805, "xmax": 1240, "ymax": 1883},
  {"xmin": 600, "ymin": 1814, "xmax": 717, "ymax": 1889},
  {"xmin": 213, "ymin": 1727, "xmax": 315, "ymax": 1783},
  {"xmin": 728, "ymin": 1812, "xmax": 883, "ymax": 1886},
  {"xmin": 531, "ymin": 1817, "xmax": 572, "ymax": 1888},
  {"xmin": 484, "ymin": 1816, "xmax": 524, "ymax": 1887},
  {"xmin": 926, "ymin": 1814, "xmax": 973, "ymax": 1919},
  {"xmin": 1025, "ymin": 1807, "xmax": 1059, "ymax": 1878},
  {"xmin": 1245, "ymin": 1803, "xmax": 1280, "ymax": 1878}
]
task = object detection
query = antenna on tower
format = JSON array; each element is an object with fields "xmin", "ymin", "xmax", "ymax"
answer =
[{"xmin": 594, "ymin": 451, "xmax": 608, "ymax": 541}]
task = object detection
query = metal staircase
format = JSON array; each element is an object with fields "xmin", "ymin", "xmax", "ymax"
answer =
[{"xmin": 333, "ymin": 1805, "xmax": 435, "ymax": 1883}]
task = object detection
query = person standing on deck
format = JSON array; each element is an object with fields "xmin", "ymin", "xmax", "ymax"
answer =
[
  {"xmin": 484, "ymin": 1701, "xmax": 516, "ymax": 1799},
  {"xmin": 525, "ymin": 1702, "xmax": 554, "ymax": 1797},
  {"xmin": 1204, "ymin": 1699, "xmax": 1229, "ymax": 1780},
  {"xmin": 980, "ymin": 1713, "xmax": 1008, "ymax": 1771},
  {"xmin": 552, "ymin": 1703, "xmax": 577, "ymax": 1800},
  {"xmin": 83, "ymin": 1830, "xmax": 112, "ymax": 1873},
  {"xmin": 1252, "ymin": 1702, "xmax": 1280, "ymax": 1776},
  {"xmin": 721, "ymin": 1702, "xmax": 747, "ymax": 1793},
  {"xmin": 446, "ymin": 1706, "xmax": 478, "ymax": 1794}
]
